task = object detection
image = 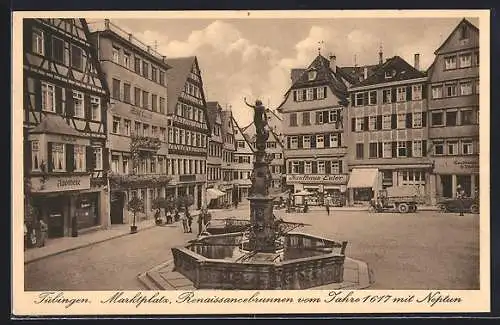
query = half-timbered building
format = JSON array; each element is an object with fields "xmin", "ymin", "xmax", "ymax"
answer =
[
  {"xmin": 23, "ymin": 18, "xmax": 110, "ymax": 239},
  {"xmin": 165, "ymin": 56, "xmax": 211, "ymax": 210}
]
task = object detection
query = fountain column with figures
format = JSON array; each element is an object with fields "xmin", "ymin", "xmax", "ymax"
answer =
[{"xmin": 244, "ymin": 99, "xmax": 278, "ymax": 253}]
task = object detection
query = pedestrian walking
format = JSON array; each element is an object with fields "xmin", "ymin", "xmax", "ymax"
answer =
[
  {"xmin": 198, "ymin": 208, "xmax": 207, "ymax": 235},
  {"xmin": 186, "ymin": 209, "xmax": 193, "ymax": 233},
  {"xmin": 325, "ymin": 199, "xmax": 330, "ymax": 216},
  {"xmin": 456, "ymin": 184, "xmax": 465, "ymax": 216},
  {"xmin": 166, "ymin": 208, "xmax": 172, "ymax": 224},
  {"xmin": 174, "ymin": 207, "xmax": 180, "ymax": 222},
  {"xmin": 180, "ymin": 210, "xmax": 188, "ymax": 233}
]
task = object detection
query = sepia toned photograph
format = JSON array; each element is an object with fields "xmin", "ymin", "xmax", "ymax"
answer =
[{"xmin": 12, "ymin": 10, "xmax": 490, "ymax": 315}]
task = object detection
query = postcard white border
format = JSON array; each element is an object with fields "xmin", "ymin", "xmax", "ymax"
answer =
[{"xmin": 12, "ymin": 9, "xmax": 491, "ymax": 316}]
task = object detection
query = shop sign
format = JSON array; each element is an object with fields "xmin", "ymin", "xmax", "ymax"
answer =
[
  {"xmin": 31, "ymin": 174, "xmax": 91, "ymax": 193},
  {"xmin": 286, "ymin": 174, "xmax": 348, "ymax": 184},
  {"xmin": 179, "ymin": 175, "xmax": 196, "ymax": 182},
  {"xmin": 130, "ymin": 107, "xmax": 153, "ymax": 120},
  {"xmin": 434, "ymin": 157, "xmax": 479, "ymax": 174}
]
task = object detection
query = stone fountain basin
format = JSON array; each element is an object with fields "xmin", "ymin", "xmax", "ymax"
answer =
[{"xmin": 171, "ymin": 232, "xmax": 348, "ymax": 290}]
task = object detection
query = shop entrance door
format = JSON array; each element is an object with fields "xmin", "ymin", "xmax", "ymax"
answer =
[
  {"xmin": 110, "ymin": 192, "xmax": 124, "ymax": 224},
  {"xmin": 456, "ymin": 175, "xmax": 472, "ymax": 197},
  {"xmin": 440, "ymin": 175, "xmax": 453, "ymax": 198},
  {"xmin": 47, "ymin": 197, "xmax": 65, "ymax": 238}
]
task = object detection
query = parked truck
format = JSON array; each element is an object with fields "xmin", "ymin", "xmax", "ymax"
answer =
[{"xmin": 369, "ymin": 186, "xmax": 426, "ymax": 214}]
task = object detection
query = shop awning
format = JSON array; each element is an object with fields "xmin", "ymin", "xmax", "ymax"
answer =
[
  {"xmin": 347, "ymin": 168, "xmax": 379, "ymax": 189},
  {"xmin": 207, "ymin": 188, "xmax": 225, "ymax": 201}
]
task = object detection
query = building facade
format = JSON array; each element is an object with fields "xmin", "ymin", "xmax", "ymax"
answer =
[
  {"xmin": 220, "ymin": 109, "xmax": 237, "ymax": 205},
  {"xmin": 165, "ymin": 56, "xmax": 210, "ymax": 210},
  {"xmin": 88, "ymin": 20, "xmax": 171, "ymax": 224},
  {"xmin": 427, "ymin": 19, "xmax": 480, "ymax": 200},
  {"xmin": 277, "ymin": 54, "xmax": 353, "ymax": 206},
  {"xmin": 206, "ymin": 101, "xmax": 224, "ymax": 207},
  {"xmin": 23, "ymin": 18, "xmax": 110, "ymax": 238},
  {"xmin": 232, "ymin": 116, "xmax": 253, "ymax": 203},
  {"xmin": 346, "ymin": 55, "xmax": 433, "ymax": 205}
]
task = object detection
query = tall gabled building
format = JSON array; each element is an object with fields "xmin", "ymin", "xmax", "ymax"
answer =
[
  {"xmin": 346, "ymin": 55, "xmax": 431, "ymax": 206},
  {"xmin": 220, "ymin": 108, "xmax": 237, "ymax": 204},
  {"xmin": 426, "ymin": 18, "xmax": 480, "ymax": 200},
  {"xmin": 277, "ymin": 53, "xmax": 354, "ymax": 205},
  {"xmin": 88, "ymin": 20, "xmax": 171, "ymax": 224},
  {"xmin": 23, "ymin": 18, "xmax": 110, "ymax": 239},
  {"xmin": 206, "ymin": 101, "xmax": 224, "ymax": 207},
  {"xmin": 165, "ymin": 56, "xmax": 211, "ymax": 209}
]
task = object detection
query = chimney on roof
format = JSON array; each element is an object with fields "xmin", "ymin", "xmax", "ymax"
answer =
[
  {"xmin": 414, "ymin": 53, "xmax": 420, "ymax": 71},
  {"xmin": 329, "ymin": 53, "xmax": 337, "ymax": 73},
  {"xmin": 363, "ymin": 66, "xmax": 368, "ymax": 80},
  {"xmin": 379, "ymin": 45, "xmax": 384, "ymax": 64}
]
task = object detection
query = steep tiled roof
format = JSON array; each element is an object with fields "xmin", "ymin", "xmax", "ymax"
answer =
[
  {"xmin": 165, "ymin": 56, "xmax": 196, "ymax": 115},
  {"xmin": 206, "ymin": 101, "xmax": 221, "ymax": 129},
  {"xmin": 434, "ymin": 18, "xmax": 479, "ymax": 55},
  {"xmin": 337, "ymin": 64, "xmax": 380, "ymax": 85},
  {"xmin": 277, "ymin": 54, "xmax": 367, "ymax": 110},
  {"xmin": 290, "ymin": 54, "xmax": 347, "ymax": 96},
  {"xmin": 351, "ymin": 56, "xmax": 426, "ymax": 88},
  {"xmin": 31, "ymin": 115, "xmax": 83, "ymax": 137}
]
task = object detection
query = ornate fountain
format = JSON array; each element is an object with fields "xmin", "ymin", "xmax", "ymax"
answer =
[{"xmin": 170, "ymin": 99, "xmax": 348, "ymax": 289}]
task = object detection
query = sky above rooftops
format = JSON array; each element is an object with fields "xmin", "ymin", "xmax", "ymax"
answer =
[{"xmin": 90, "ymin": 16, "xmax": 479, "ymax": 127}]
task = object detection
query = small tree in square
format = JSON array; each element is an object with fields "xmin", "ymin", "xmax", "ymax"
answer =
[{"xmin": 128, "ymin": 196, "xmax": 144, "ymax": 234}]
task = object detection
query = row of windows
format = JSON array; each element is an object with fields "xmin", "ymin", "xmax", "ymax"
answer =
[
  {"xmin": 30, "ymin": 141, "xmax": 102, "ymax": 172},
  {"xmin": 212, "ymin": 124, "xmax": 221, "ymax": 136},
  {"xmin": 111, "ymin": 79, "xmax": 166, "ymax": 113},
  {"xmin": 292, "ymin": 86, "xmax": 328, "ymax": 102},
  {"xmin": 32, "ymin": 28, "xmax": 90, "ymax": 72},
  {"xmin": 233, "ymin": 155, "xmax": 252, "ymax": 164},
  {"xmin": 233, "ymin": 171, "xmax": 251, "ymax": 180},
  {"xmin": 353, "ymin": 84, "xmax": 423, "ymax": 107},
  {"xmin": 207, "ymin": 166, "xmax": 224, "ymax": 181},
  {"xmin": 289, "ymin": 109, "xmax": 342, "ymax": 127},
  {"xmin": 352, "ymin": 113, "xmax": 426, "ymax": 132},
  {"xmin": 444, "ymin": 51, "xmax": 479, "ymax": 70},
  {"xmin": 433, "ymin": 139, "xmax": 476, "ymax": 156},
  {"xmin": 183, "ymin": 82, "xmax": 203, "ymax": 100},
  {"xmin": 223, "ymin": 134, "xmax": 235, "ymax": 145},
  {"xmin": 175, "ymin": 103, "xmax": 206, "ymax": 123},
  {"xmin": 288, "ymin": 160, "xmax": 344, "ymax": 175},
  {"xmin": 223, "ymin": 151, "xmax": 233, "ymax": 163},
  {"xmin": 355, "ymin": 140, "xmax": 427, "ymax": 160},
  {"xmin": 430, "ymin": 108, "xmax": 478, "ymax": 127},
  {"xmin": 111, "ymin": 117, "xmax": 167, "ymax": 141},
  {"xmin": 40, "ymin": 82, "xmax": 102, "ymax": 120},
  {"xmin": 287, "ymin": 133, "xmax": 342, "ymax": 150},
  {"xmin": 169, "ymin": 127, "xmax": 207, "ymax": 148},
  {"xmin": 111, "ymin": 154, "xmax": 206, "ymax": 176},
  {"xmin": 209, "ymin": 142, "xmax": 222, "ymax": 158},
  {"xmin": 111, "ymin": 45, "xmax": 166, "ymax": 86},
  {"xmin": 431, "ymin": 79, "xmax": 479, "ymax": 99}
]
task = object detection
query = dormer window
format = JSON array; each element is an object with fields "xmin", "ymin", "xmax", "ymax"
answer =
[
  {"xmin": 384, "ymin": 71, "xmax": 392, "ymax": 79},
  {"xmin": 308, "ymin": 70, "xmax": 317, "ymax": 81}
]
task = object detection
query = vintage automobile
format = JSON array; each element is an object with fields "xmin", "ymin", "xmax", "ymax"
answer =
[
  {"xmin": 368, "ymin": 186, "xmax": 425, "ymax": 213},
  {"xmin": 436, "ymin": 197, "xmax": 479, "ymax": 214}
]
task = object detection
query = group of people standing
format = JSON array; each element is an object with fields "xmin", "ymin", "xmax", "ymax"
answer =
[{"xmin": 154, "ymin": 205, "xmax": 213, "ymax": 235}]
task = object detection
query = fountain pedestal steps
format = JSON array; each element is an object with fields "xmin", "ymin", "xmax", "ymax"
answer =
[{"xmin": 137, "ymin": 257, "xmax": 373, "ymax": 290}]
